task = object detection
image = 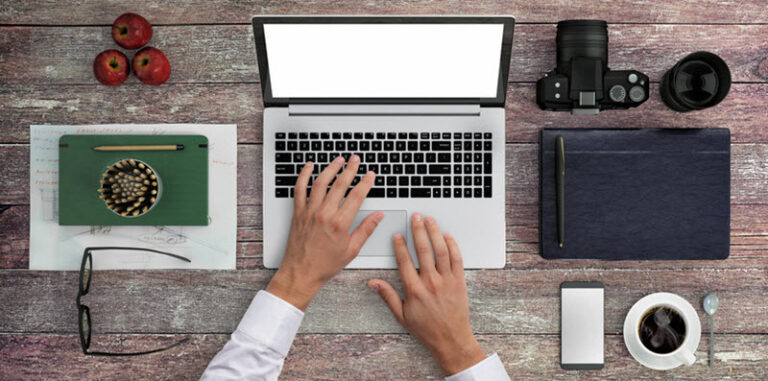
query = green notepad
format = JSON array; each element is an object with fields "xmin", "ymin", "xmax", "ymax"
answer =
[{"xmin": 58, "ymin": 135, "xmax": 209, "ymax": 226}]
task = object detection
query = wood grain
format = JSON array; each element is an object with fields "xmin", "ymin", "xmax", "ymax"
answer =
[
  {"xmin": 3, "ymin": 24, "xmax": 768, "ymax": 85},
  {"xmin": 3, "ymin": 84, "xmax": 768, "ymax": 145},
  {"xmin": 1, "ymin": 333, "xmax": 767, "ymax": 380},
  {"xmin": 2, "ymin": 268, "xmax": 766, "ymax": 335},
  {"xmin": 2, "ymin": 0, "xmax": 768, "ymax": 24}
]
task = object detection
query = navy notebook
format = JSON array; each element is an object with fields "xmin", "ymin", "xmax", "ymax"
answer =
[{"xmin": 540, "ymin": 129, "xmax": 730, "ymax": 260}]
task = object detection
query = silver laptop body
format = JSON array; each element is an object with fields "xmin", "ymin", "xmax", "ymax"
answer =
[{"xmin": 253, "ymin": 16, "xmax": 515, "ymax": 268}]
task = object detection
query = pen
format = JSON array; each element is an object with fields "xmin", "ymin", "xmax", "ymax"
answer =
[
  {"xmin": 556, "ymin": 136, "xmax": 565, "ymax": 248},
  {"xmin": 93, "ymin": 145, "xmax": 184, "ymax": 151}
]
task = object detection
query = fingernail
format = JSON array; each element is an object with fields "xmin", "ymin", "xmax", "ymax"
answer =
[
  {"xmin": 369, "ymin": 282, "xmax": 379, "ymax": 291},
  {"xmin": 444, "ymin": 233, "xmax": 453, "ymax": 240},
  {"xmin": 425, "ymin": 216, "xmax": 435, "ymax": 225},
  {"xmin": 393, "ymin": 233, "xmax": 404, "ymax": 240},
  {"xmin": 334, "ymin": 156, "xmax": 344, "ymax": 163},
  {"xmin": 372, "ymin": 212, "xmax": 385, "ymax": 223},
  {"xmin": 367, "ymin": 170, "xmax": 376, "ymax": 177},
  {"xmin": 305, "ymin": 161, "xmax": 313, "ymax": 167},
  {"xmin": 350, "ymin": 155, "xmax": 360, "ymax": 163},
  {"xmin": 413, "ymin": 213, "xmax": 422, "ymax": 222}
]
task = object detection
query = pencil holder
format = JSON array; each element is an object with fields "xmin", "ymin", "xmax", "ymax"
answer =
[{"xmin": 98, "ymin": 158, "xmax": 162, "ymax": 217}]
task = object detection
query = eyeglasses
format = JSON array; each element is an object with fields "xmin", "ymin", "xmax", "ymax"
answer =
[{"xmin": 77, "ymin": 247, "xmax": 191, "ymax": 356}]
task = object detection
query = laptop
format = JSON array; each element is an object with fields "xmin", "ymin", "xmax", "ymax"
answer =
[{"xmin": 253, "ymin": 15, "xmax": 514, "ymax": 269}]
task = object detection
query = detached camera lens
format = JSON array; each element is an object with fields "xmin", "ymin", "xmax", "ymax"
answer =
[{"xmin": 660, "ymin": 51, "xmax": 731, "ymax": 112}]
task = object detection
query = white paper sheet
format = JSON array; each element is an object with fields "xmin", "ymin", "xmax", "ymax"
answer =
[{"xmin": 29, "ymin": 124, "xmax": 237, "ymax": 270}]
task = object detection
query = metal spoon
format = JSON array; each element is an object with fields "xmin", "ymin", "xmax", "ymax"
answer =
[{"xmin": 703, "ymin": 293, "xmax": 720, "ymax": 367}]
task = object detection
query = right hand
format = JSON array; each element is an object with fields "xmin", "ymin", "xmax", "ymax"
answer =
[{"xmin": 368, "ymin": 213, "xmax": 486, "ymax": 376}]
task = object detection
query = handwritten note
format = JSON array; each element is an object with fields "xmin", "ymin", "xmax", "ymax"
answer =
[{"xmin": 29, "ymin": 124, "xmax": 237, "ymax": 270}]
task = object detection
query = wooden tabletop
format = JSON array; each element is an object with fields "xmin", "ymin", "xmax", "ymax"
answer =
[{"xmin": 2, "ymin": 1, "xmax": 768, "ymax": 380}]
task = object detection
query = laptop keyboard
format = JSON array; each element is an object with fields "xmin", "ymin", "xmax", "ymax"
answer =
[{"xmin": 273, "ymin": 132, "xmax": 493, "ymax": 198}]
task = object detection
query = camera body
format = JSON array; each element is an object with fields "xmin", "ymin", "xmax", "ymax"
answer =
[{"xmin": 536, "ymin": 20, "xmax": 650, "ymax": 114}]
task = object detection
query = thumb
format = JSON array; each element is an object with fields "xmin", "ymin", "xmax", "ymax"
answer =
[{"xmin": 368, "ymin": 279, "xmax": 404, "ymax": 325}]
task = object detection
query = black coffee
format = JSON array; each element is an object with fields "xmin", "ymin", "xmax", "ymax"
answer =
[{"xmin": 639, "ymin": 307, "xmax": 687, "ymax": 354}]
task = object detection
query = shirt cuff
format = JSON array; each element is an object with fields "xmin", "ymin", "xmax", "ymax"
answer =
[
  {"xmin": 445, "ymin": 353, "xmax": 510, "ymax": 381},
  {"xmin": 234, "ymin": 290, "xmax": 305, "ymax": 357}
]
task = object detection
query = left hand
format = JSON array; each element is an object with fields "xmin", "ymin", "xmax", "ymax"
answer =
[{"xmin": 267, "ymin": 155, "xmax": 384, "ymax": 310}]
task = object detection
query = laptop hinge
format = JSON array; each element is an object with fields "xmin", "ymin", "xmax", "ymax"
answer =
[{"xmin": 288, "ymin": 104, "xmax": 481, "ymax": 116}]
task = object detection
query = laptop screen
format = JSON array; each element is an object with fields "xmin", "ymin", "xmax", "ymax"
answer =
[{"xmin": 252, "ymin": 17, "xmax": 515, "ymax": 106}]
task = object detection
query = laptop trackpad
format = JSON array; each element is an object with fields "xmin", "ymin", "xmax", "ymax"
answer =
[{"xmin": 350, "ymin": 210, "xmax": 407, "ymax": 257}]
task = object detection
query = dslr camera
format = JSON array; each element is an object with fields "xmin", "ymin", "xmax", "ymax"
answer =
[{"xmin": 537, "ymin": 20, "xmax": 649, "ymax": 114}]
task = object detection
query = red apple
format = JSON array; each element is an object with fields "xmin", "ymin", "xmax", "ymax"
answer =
[
  {"xmin": 112, "ymin": 13, "xmax": 152, "ymax": 50},
  {"xmin": 132, "ymin": 47, "xmax": 171, "ymax": 85},
  {"xmin": 93, "ymin": 49, "xmax": 130, "ymax": 86}
]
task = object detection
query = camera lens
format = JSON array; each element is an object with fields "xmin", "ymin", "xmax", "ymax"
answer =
[
  {"xmin": 556, "ymin": 20, "xmax": 608, "ymax": 76},
  {"xmin": 660, "ymin": 51, "xmax": 731, "ymax": 112}
]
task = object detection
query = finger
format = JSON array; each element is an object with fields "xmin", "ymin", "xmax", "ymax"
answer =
[
  {"xmin": 325, "ymin": 154, "xmax": 360, "ymax": 207},
  {"xmin": 411, "ymin": 213, "xmax": 435, "ymax": 274},
  {"xmin": 393, "ymin": 233, "xmax": 419, "ymax": 288},
  {"xmin": 368, "ymin": 280, "xmax": 404, "ymax": 325},
  {"xmin": 338, "ymin": 171, "xmax": 375, "ymax": 224},
  {"xmin": 307, "ymin": 156, "xmax": 344, "ymax": 210},
  {"xmin": 293, "ymin": 162, "xmax": 314, "ymax": 210},
  {"xmin": 445, "ymin": 233, "xmax": 465, "ymax": 277},
  {"xmin": 347, "ymin": 211, "xmax": 385, "ymax": 255},
  {"xmin": 424, "ymin": 216, "xmax": 450, "ymax": 274}
]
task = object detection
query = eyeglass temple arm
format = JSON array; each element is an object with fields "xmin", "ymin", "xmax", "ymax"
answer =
[
  {"xmin": 86, "ymin": 337, "xmax": 190, "ymax": 357},
  {"xmin": 85, "ymin": 247, "xmax": 191, "ymax": 263}
]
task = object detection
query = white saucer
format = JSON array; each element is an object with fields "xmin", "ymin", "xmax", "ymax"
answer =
[{"xmin": 623, "ymin": 293, "xmax": 701, "ymax": 370}]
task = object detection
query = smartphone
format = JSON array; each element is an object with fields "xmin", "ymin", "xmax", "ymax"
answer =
[{"xmin": 560, "ymin": 281, "xmax": 604, "ymax": 370}]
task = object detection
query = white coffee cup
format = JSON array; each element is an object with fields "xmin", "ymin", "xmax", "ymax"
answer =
[{"xmin": 623, "ymin": 292, "xmax": 701, "ymax": 370}]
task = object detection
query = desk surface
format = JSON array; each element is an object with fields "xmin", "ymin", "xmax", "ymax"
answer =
[{"xmin": 1, "ymin": 1, "xmax": 768, "ymax": 380}]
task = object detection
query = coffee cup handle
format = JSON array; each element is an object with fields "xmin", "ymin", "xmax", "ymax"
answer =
[{"xmin": 675, "ymin": 349, "xmax": 696, "ymax": 366}]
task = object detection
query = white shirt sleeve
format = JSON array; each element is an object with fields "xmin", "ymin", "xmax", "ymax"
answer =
[
  {"xmin": 444, "ymin": 353, "xmax": 511, "ymax": 381},
  {"xmin": 200, "ymin": 290, "xmax": 304, "ymax": 381}
]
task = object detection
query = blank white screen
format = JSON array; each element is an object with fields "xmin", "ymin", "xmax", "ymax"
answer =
[
  {"xmin": 263, "ymin": 24, "xmax": 504, "ymax": 98},
  {"xmin": 561, "ymin": 287, "xmax": 604, "ymax": 365}
]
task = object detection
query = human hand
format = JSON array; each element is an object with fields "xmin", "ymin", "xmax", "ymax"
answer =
[
  {"xmin": 267, "ymin": 155, "xmax": 384, "ymax": 311},
  {"xmin": 368, "ymin": 214, "xmax": 485, "ymax": 376}
]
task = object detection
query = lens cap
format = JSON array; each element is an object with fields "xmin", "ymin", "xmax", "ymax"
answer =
[{"xmin": 660, "ymin": 51, "xmax": 731, "ymax": 112}]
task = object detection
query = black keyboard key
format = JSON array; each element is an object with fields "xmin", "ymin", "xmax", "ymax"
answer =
[
  {"xmin": 474, "ymin": 141, "xmax": 482, "ymax": 150},
  {"xmin": 454, "ymin": 141, "xmax": 462, "ymax": 150},
  {"xmin": 366, "ymin": 153, "xmax": 376, "ymax": 163},
  {"xmin": 409, "ymin": 132, "xmax": 418, "ymax": 139},
  {"xmin": 474, "ymin": 164, "xmax": 483, "ymax": 174},
  {"xmin": 411, "ymin": 177, "xmax": 422, "ymax": 186},
  {"xmin": 464, "ymin": 153, "xmax": 472, "ymax": 162},
  {"xmin": 354, "ymin": 132, "xmax": 363, "ymax": 139},
  {"xmin": 474, "ymin": 188, "xmax": 482, "ymax": 198},
  {"xmin": 368, "ymin": 187, "xmax": 385, "ymax": 198},
  {"xmin": 358, "ymin": 164, "xmax": 367, "ymax": 174},
  {"xmin": 348, "ymin": 141, "xmax": 358, "ymax": 151},
  {"xmin": 433, "ymin": 188, "xmax": 441, "ymax": 197},
  {"xmin": 402, "ymin": 153, "xmax": 413, "ymax": 162},
  {"xmin": 305, "ymin": 153, "xmax": 316, "ymax": 162},
  {"xmin": 396, "ymin": 141, "xmax": 406, "ymax": 151},
  {"xmin": 484, "ymin": 132, "xmax": 492, "ymax": 139},
  {"xmin": 464, "ymin": 141, "xmax": 472, "ymax": 151},
  {"xmin": 293, "ymin": 153, "xmax": 303, "ymax": 162},
  {"xmin": 429, "ymin": 164, "xmax": 451, "ymax": 174},
  {"xmin": 432, "ymin": 132, "xmax": 440, "ymax": 139},
  {"xmin": 443, "ymin": 188, "xmax": 451, "ymax": 198},
  {"xmin": 360, "ymin": 141, "xmax": 370, "ymax": 151},
  {"xmin": 393, "ymin": 165, "xmax": 403, "ymax": 174},
  {"xmin": 377, "ymin": 132, "xmax": 386, "ymax": 139},
  {"xmin": 420, "ymin": 141, "xmax": 430, "ymax": 151},
  {"xmin": 454, "ymin": 164, "xmax": 462, "ymax": 174},
  {"xmin": 300, "ymin": 141, "xmax": 309, "ymax": 151},
  {"xmin": 454, "ymin": 153, "xmax": 462, "ymax": 162},
  {"xmin": 464, "ymin": 132, "xmax": 472, "ymax": 139},
  {"xmin": 464, "ymin": 164, "xmax": 472, "ymax": 174},
  {"xmin": 464, "ymin": 177, "xmax": 472, "ymax": 186},
  {"xmin": 369, "ymin": 164, "xmax": 379, "ymax": 174},
  {"xmin": 464, "ymin": 188, "xmax": 472, "ymax": 198},
  {"xmin": 421, "ymin": 132, "xmax": 430, "ymax": 139},
  {"xmin": 399, "ymin": 176, "xmax": 409, "ymax": 186},
  {"xmin": 387, "ymin": 133, "xmax": 396, "ymax": 139},
  {"xmin": 341, "ymin": 152, "xmax": 351, "ymax": 161},
  {"xmin": 276, "ymin": 153, "xmax": 292, "ymax": 162},
  {"xmin": 423, "ymin": 176, "xmax": 441, "ymax": 186},
  {"xmin": 365, "ymin": 132, "xmax": 374, "ymax": 139},
  {"xmin": 276, "ymin": 188, "xmax": 288, "ymax": 197},
  {"xmin": 381, "ymin": 165, "xmax": 391, "ymax": 174},
  {"xmin": 414, "ymin": 153, "xmax": 424, "ymax": 162},
  {"xmin": 351, "ymin": 176, "xmax": 361, "ymax": 186},
  {"xmin": 408, "ymin": 141, "xmax": 418, "ymax": 150},
  {"xmin": 390, "ymin": 153, "xmax": 400, "ymax": 163},
  {"xmin": 411, "ymin": 188, "xmax": 431, "ymax": 198},
  {"xmin": 454, "ymin": 132, "xmax": 462, "ymax": 139},
  {"xmin": 299, "ymin": 132, "xmax": 308, "ymax": 139},
  {"xmin": 335, "ymin": 141, "xmax": 346, "ymax": 151},
  {"xmin": 474, "ymin": 132, "xmax": 482, "ymax": 139},
  {"xmin": 323, "ymin": 141, "xmax": 333, "ymax": 151},
  {"xmin": 288, "ymin": 132, "xmax": 298, "ymax": 139},
  {"xmin": 474, "ymin": 176, "xmax": 483, "ymax": 186},
  {"xmin": 276, "ymin": 141, "xmax": 286, "ymax": 151},
  {"xmin": 426, "ymin": 153, "xmax": 436, "ymax": 163},
  {"xmin": 288, "ymin": 141, "xmax": 298, "ymax": 151},
  {"xmin": 310, "ymin": 132, "xmax": 319, "ymax": 139},
  {"xmin": 384, "ymin": 141, "xmax": 394, "ymax": 151},
  {"xmin": 398, "ymin": 132, "xmax": 407, "ymax": 139},
  {"xmin": 318, "ymin": 153, "xmax": 328, "ymax": 162},
  {"xmin": 332, "ymin": 133, "xmax": 341, "ymax": 139},
  {"xmin": 276, "ymin": 132, "xmax": 286, "ymax": 139},
  {"xmin": 275, "ymin": 176, "xmax": 298, "ymax": 186},
  {"xmin": 405, "ymin": 164, "xmax": 415, "ymax": 174},
  {"xmin": 443, "ymin": 176, "xmax": 451, "ymax": 186},
  {"xmin": 387, "ymin": 188, "xmax": 397, "ymax": 198},
  {"xmin": 399, "ymin": 188, "xmax": 409, "ymax": 198},
  {"xmin": 375, "ymin": 177, "xmax": 385, "ymax": 186},
  {"xmin": 484, "ymin": 176, "xmax": 492, "ymax": 198},
  {"xmin": 343, "ymin": 133, "xmax": 352, "ymax": 139},
  {"xmin": 484, "ymin": 153, "xmax": 492, "ymax": 174},
  {"xmin": 454, "ymin": 177, "xmax": 461, "ymax": 186},
  {"xmin": 484, "ymin": 141, "xmax": 492, "ymax": 150},
  {"xmin": 438, "ymin": 153, "xmax": 451, "ymax": 162},
  {"xmin": 372, "ymin": 141, "xmax": 382, "ymax": 151},
  {"xmin": 276, "ymin": 165, "xmax": 293, "ymax": 174},
  {"xmin": 442, "ymin": 133, "xmax": 451, "ymax": 139},
  {"xmin": 432, "ymin": 141, "xmax": 451, "ymax": 151},
  {"xmin": 378, "ymin": 153, "xmax": 388, "ymax": 162},
  {"xmin": 417, "ymin": 164, "xmax": 427, "ymax": 174},
  {"xmin": 321, "ymin": 132, "xmax": 330, "ymax": 139},
  {"xmin": 474, "ymin": 153, "xmax": 482, "ymax": 162},
  {"xmin": 454, "ymin": 188, "xmax": 462, "ymax": 198},
  {"xmin": 311, "ymin": 141, "xmax": 321, "ymax": 151}
]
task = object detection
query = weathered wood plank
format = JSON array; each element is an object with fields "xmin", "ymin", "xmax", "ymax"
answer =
[
  {"xmin": 1, "ymin": 333, "xmax": 766, "ymax": 380},
  {"xmin": 3, "ymin": 84, "xmax": 768, "ymax": 145},
  {"xmin": 3, "ymin": 143, "xmax": 768, "ymax": 206},
  {"xmin": 1, "ymin": 268, "xmax": 766, "ymax": 334},
  {"xmin": 2, "ymin": 0, "xmax": 768, "ymax": 24},
  {"xmin": 3, "ymin": 25, "xmax": 768, "ymax": 85}
]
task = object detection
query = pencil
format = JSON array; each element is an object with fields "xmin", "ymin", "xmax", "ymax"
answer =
[{"xmin": 93, "ymin": 145, "xmax": 184, "ymax": 151}]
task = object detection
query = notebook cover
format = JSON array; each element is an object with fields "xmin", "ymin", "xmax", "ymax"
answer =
[
  {"xmin": 540, "ymin": 129, "xmax": 730, "ymax": 260},
  {"xmin": 59, "ymin": 135, "xmax": 209, "ymax": 226}
]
